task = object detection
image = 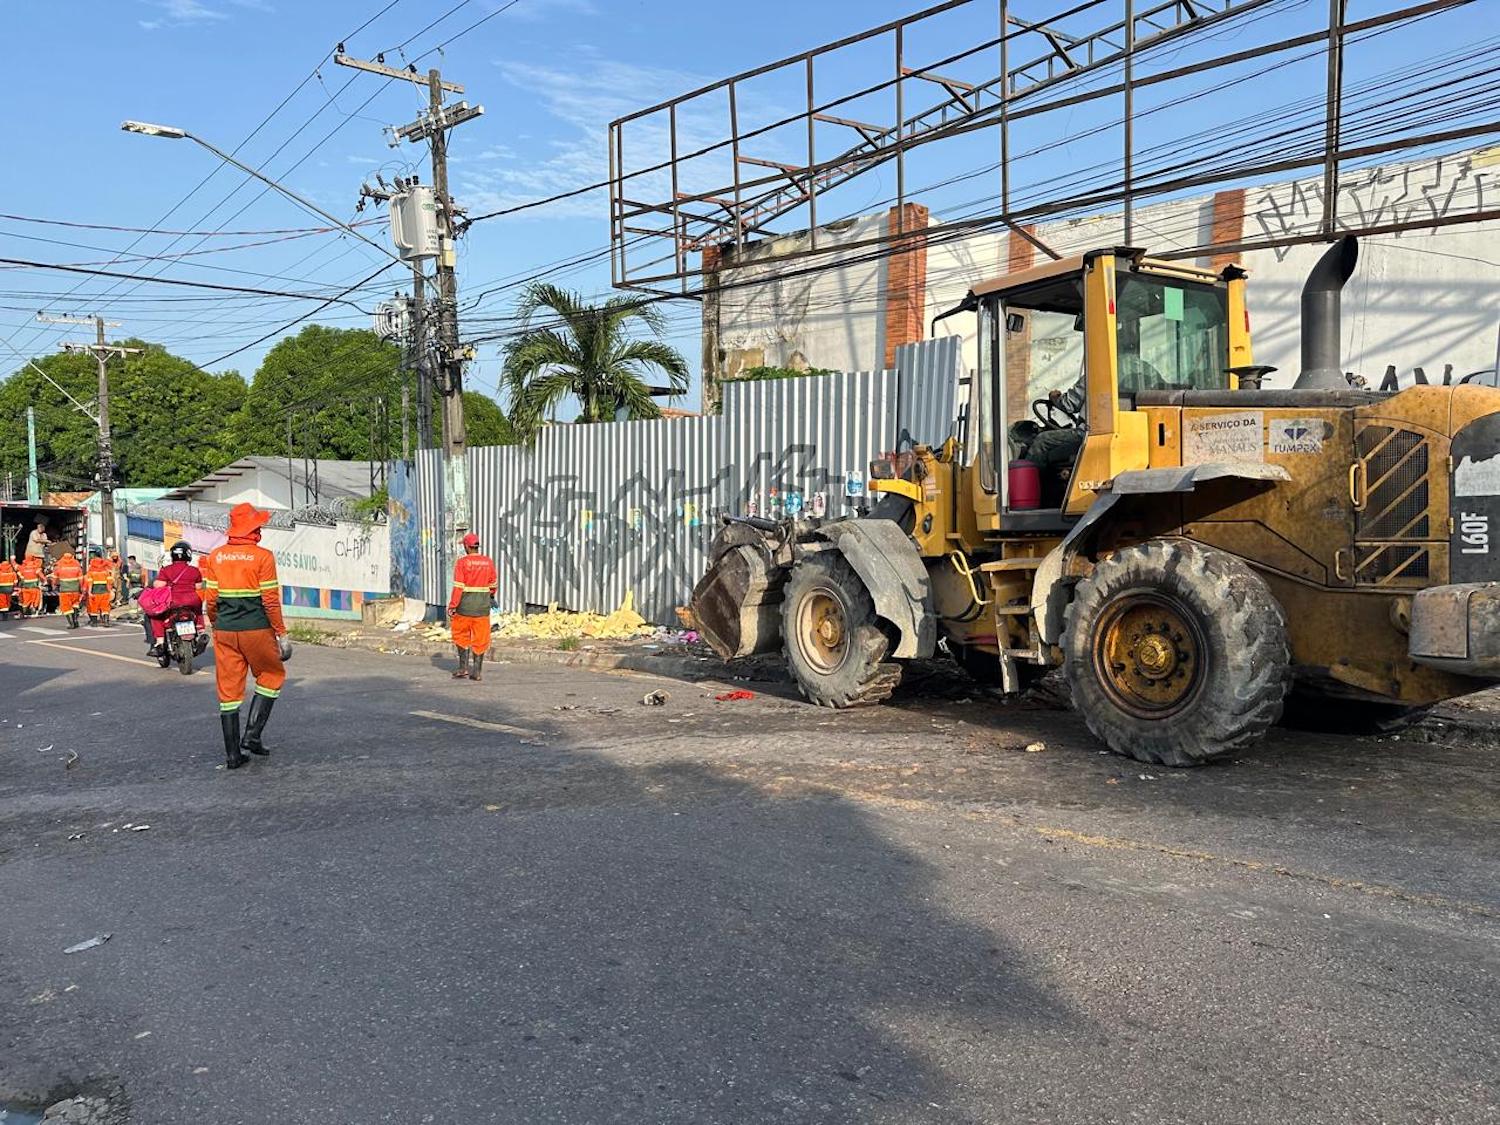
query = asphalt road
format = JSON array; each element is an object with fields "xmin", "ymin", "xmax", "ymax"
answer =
[{"xmin": 1, "ymin": 614, "xmax": 1497, "ymax": 1124}]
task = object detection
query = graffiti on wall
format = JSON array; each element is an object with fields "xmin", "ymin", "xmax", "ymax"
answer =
[
  {"xmin": 468, "ymin": 444, "xmax": 872, "ymax": 624},
  {"xmin": 387, "ymin": 460, "xmax": 424, "ymax": 600},
  {"xmin": 1253, "ymin": 152, "xmax": 1491, "ymax": 260}
]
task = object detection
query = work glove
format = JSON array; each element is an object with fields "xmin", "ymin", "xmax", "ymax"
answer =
[{"xmin": 277, "ymin": 633, "xmax": 293, "ymax": 662}]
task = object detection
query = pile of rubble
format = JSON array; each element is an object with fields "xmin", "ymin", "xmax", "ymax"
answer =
[{"xmin": 392, "ymin": 593, "xmax": 700, "ymax": 647}]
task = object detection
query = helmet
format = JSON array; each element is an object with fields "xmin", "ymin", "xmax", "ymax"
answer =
[
  {"xmin": 462, "ymin": 533, "xmax": 480, "ymax": 548},
  {"xmin": 170, "ymin": 541, "xmax": 192, "ymax": 562}
]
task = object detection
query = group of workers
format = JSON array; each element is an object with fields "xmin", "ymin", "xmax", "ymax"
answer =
[
  {"xmin": 1, "ymin": 508, "xmax": 503, "ymax": 771},
  {"xmin": 0, "ymin": 531, "xmax": 129, "ymax": 625}
]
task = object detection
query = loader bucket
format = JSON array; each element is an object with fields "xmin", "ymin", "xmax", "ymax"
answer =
[{"xmin": 690, "ymin": 531, "xmax": 789, "ymax": 661}]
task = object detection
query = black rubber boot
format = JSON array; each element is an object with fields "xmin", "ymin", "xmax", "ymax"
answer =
[
  {"xmin": 452, "ymin": 647, "xmax": 470, "ymax": 679},
  {"xmin": 240, "ymin": 695, "xmax": 275, "ymax": 756},
  {"xmin": 469, "ymin": 653, "xmax": 484, "ymax": 682},
  {"xmin": 222, "ymin": 710, "xmax": 247, "ymax": 770}
]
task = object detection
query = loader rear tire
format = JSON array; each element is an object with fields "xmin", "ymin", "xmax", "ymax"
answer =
[
  {"xmin": 782, "ymin": 552, "xmax": 902, "ymax": 708},
  {"xmin": 1065, "ymin": 539, "xmax": 1290, "ymax": 767}
]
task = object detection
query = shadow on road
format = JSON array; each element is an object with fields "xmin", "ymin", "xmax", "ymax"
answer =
[{"xmin": 0, "ymin": 651, "xmax": 1076, "ymax": 1123}]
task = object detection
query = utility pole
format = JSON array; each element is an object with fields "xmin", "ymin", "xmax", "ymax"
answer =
[
  {"xmin": 338, "ymin": 52, "xmax": 483, "ymax": 573},
  {"xmin": 37, "ymin": 313, "xmax": 140, "ymax": 547},
  {"xmin": 412, "ymin": 264, "xmax": 433, "ymax": 449},
  {"xmin": 25, "ymin": 408, "xmax": 39, "ymax": 503}
]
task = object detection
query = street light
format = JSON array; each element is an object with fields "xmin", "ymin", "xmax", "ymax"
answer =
[{"xmin": 121, "ymin": 118, "xmax": 400, "ymax": 263}]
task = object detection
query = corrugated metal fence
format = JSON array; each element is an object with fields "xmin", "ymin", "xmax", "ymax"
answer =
[{"xmin": 412, "ymin": 339, "xmax": 962, "ymax": 622}]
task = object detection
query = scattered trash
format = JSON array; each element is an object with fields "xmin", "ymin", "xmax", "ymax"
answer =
[
  {"xmin": 714, "ymin": 689, "xmax": 756, "ymax": 702},
  {"xmin": 192, "ymin": 1067, "xmax": 209, "ymax": 1075},
  {"xmin": 1024, "ymin": 741, "xmax": 1046, "ymax": 753},
  {"xmin": 554, "ymin": 704, "xmax": 578, "ymax": 711},
  {"xmin": 36, "ymin": 744, "xmax": 53, "ymax": 754},
  {"xmin": 133, "ymin": 1031, "xmax": 151, "ymax": 1040},
  {"xmin": 1138, "ymin": 774, "xmax": 1156, "ymax": 781},
  {"xmin": 63, "ymin": 934, "xmax": 111, "ymax": 955},
  {"xmin": 483, "ymin": 804, "xmax": 502, "ymax": 812},
  {"xmin": 128, "ymin": 825, "xmax": 151, "ymax": 832},
  {"xmin": 63, "ymin": 984, "xmax": 77, "ymax": 992},
  {"xmin": 641, "ymin": 690, "xmax": 669, "ymax": 707},
  {"xmin": 392, "ymin": 621, "xmax": 413, "ymax": 633},
  {"xmin": 66, "ymin": 833, "xmax": 85, "ymax": 841},
  {"xmin": 63, "ymin": 750, "xmax": 78, "ymax": 770},
  {"xmin": 1105, "ymin": 777, "xmax": 1120, "ymax": 785}
]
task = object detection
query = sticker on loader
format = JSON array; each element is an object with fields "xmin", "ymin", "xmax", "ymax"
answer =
[
  {"xmin": 1268, "ymin": 417, "xmax": 1325, "ymax": 455},
  {"xmin": 1183, "ymin": 410, "xmax": 1264, "ymax": 463}
]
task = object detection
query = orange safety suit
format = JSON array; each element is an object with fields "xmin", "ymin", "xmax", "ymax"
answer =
[
  {"xmin": 206, "ymin": 536, "xmax": 287, "ymax": 713},
  {"xmin": 0, "ymin": 558, "xmax": 15, "ymax": 614},
  {"xmin": 17, "ymin": 557, "xmax": 43, "ymax": 614},
  {"xmin": 85, "ymin": 557, "xmax": 114, "ymax": 618},
  {"xmin": 53, "ymin": 553, "xmax": 84, "ymax": 616},
  {"xmin": 448, "ymin": 552, "xmax": 498, "ymax": 655}
]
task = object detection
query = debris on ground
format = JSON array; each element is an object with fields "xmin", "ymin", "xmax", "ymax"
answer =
[
  {"xmin": 392, "ymin": 592, "xmax": 708, "ymax": 649},
  {"xmin": 63, "ymin": 934, "xmax": 111, "ymax": 955},
  {"xmin": 1024, "ymin": 741, "xmax": 1046, "ymax": 753},
  {"xmin": 714, "ymin": 689, "xmax": 756, "ymax": 702},
  {"xmin": 66, "ymin": 832, "xmax": 85, "ymax": 841},
  {"xmin": 63, "ymin": 750, "xmax": 78, "ymax": 770},
  {"xmin": 641, "ymin": 689, "xmax": 669, "ymax": 706}
]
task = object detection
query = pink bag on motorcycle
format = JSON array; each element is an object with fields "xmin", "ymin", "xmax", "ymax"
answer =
[{"xmin": 138, "ymin": 585, "xmax": 172, "ymax": 617}]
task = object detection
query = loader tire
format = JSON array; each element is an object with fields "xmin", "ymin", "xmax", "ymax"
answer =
[
  {"xmin": 782, "ymin": 552, "xmax": 902, "ymax": 708},
  {"xmin": 1065, "ymin": 539, "xmax": 1290, "ymax": 767}
]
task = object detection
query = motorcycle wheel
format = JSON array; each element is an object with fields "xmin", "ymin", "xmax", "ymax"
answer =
[
  {"xmin": 178, "ymin": 643, "xmax": 194, "ymax": 676},
  {"xmin": 156, "ymin": 644, "xmax": 172, "ymax": 669}
]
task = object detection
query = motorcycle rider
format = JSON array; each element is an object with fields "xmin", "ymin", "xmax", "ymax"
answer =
[{"xmin": 147, "ymin": 541, "xmax": 208, "ymax": 657}]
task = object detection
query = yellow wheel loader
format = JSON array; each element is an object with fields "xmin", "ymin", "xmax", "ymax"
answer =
[{"xmin": 691, "ymin": 237, "xmax": 1500, "ymax": 766}]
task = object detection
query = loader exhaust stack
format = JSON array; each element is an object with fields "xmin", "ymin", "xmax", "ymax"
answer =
[{"xmin": 1293, "ymin": 236, "xmax": 1359, "ymax": 390}]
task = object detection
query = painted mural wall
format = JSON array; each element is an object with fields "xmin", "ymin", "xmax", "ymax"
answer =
[{"xmin": 412, "ymin": 345, "xmax": 963, "ymax": 625}]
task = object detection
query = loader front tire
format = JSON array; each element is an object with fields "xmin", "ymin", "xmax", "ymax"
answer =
[
  {"xmin": 1065, "ymin": 539, "xmax": 1290, "ymax": 766},
  {"xmin": 782, "ymin": 552, "xmax": 902, "ymax": 708}
]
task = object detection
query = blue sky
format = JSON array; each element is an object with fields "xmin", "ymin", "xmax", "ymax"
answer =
[{"xmin": 0, "ymin": 0, "xmax": 1470, "ymax": 410}]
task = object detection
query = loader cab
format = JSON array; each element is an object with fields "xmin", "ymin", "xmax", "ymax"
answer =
[{"xmin": 964, "ymin": 248, "xmax": 1243, "ymax": 532}]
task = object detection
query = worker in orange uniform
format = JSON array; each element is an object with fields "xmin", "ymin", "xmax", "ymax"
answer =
[
  {"xmin": 0, "ymin": 555, "xmax": 16, "ymax": 618},
  {"xmin": 85, "ymin": 550, "xmax": 114, "ymax": 625},
  {"xmin": 448, "ymin": 532, "xmax": 498, "ymax": 681},
  {"xmin": 52, "ymin": 550, "xmax": 84, "ymax": 625},
  {"xmin": 17, "ymin": 555, "xmax": 44, "ymax": 616},
  {"xmin": 206, "ymin": 503, "xmax": 291, "ymax": 770}
]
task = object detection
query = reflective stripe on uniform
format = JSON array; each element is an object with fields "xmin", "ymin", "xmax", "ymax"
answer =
[
  {"xmin": 253, "ymin": 685, "xmax": 281, "ymax": 699},
  {"xmin": 219, "ymin": 700, "xmax": 242, "ymax": 712}
]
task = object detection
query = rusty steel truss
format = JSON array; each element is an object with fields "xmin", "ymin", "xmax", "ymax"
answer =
[{"xmin": 607, "ymin": 0, "xmax": 1489, "ymax": 294}]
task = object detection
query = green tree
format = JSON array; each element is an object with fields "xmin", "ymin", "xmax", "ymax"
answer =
[
  {"xmin": 500, "ymin": 283, "xmax": 689, "ymax": 439},
  {"xmin": 0, "ymin": 343, "xmax": 247, "ymax": 489},
  {"xmin": 231, "ymin": 324, "xmax": 404, "ymax": 460},
  {"xmin": 462, "ymin": 391, "xmax": 519, "ymax": 446}
]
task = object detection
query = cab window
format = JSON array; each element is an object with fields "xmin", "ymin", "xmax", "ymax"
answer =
[{"xmin": 1115, "ymin": 273, "xmax": 1229, "ymax": 394}]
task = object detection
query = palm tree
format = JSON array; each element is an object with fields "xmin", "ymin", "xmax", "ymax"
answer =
[{"xmin": 501, "ymin": 283, "xmax": 689, "ymax": 439}]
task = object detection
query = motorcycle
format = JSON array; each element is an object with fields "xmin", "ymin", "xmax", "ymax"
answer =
[{"xmin": 156, "ymin": 606, "xmax": 206, "ymax": 675}]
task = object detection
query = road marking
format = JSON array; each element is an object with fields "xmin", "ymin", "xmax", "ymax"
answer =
[
  {"xmin": 410, "ymin": 709, "xmax": 543, "ymax": 739},
  {"xmin": 28, "ymin": 640, "xmax": 159, "ymax": 668},
  {"xmin": 21, "ymin": 626, "xmax": 52, "ymax": 635},
  {"xmin": 24, "ymin": 631, "xmax": 140, "ymax": 645}
]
